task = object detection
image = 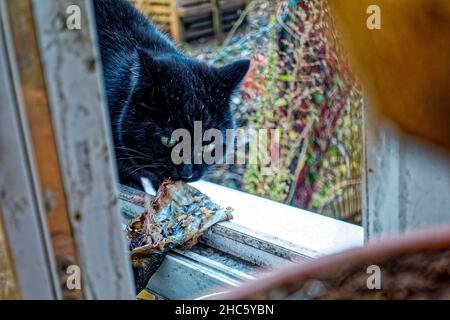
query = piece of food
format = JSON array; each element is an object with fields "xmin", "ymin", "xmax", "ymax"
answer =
[{"xmin": 127, "ymin": 180, "xmax": 233, "ymax": 293}]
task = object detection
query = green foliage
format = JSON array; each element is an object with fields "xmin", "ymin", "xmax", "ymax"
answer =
[{"xmin": 186, "ymin": 0, "xmax": 363, "ymax": 224}]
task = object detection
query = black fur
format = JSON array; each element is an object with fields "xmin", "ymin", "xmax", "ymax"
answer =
[{"xmin": 94, "ymin": 0, "xmax": 250, "ymax": 190}]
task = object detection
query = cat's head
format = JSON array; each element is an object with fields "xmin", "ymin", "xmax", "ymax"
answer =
[{"xmin": 118, "ymin": 49, "xmax": 250, "ymax": 187}]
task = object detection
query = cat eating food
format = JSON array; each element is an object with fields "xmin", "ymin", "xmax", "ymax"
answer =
[
  {"xmin": 127, "ymin": 180, "xmax": 233, "ymax": 293},
  {"xmin": 94, "ymin": 0, "xmax": 250, "ymax": 190}
]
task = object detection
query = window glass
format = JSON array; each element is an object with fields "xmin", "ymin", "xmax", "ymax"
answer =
[
  {"xmin": 181, "ymin": 1, "xmax": 363, "ymax": 224},
  {"xmin": 129, "ymin": 0, "xmax": 363, "ymax": 225}
]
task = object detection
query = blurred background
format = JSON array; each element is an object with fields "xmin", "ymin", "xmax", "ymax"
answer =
[{"xmin": 130, "ymin": 0, "xmax": 364, "ymax": 224}]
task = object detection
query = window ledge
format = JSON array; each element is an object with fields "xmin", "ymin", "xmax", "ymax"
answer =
[
  {"xmin": 119, "ymin": 181, "xmax": 363, "ymax": 299},
  {"xmin": 191, "ymin": 181, "xmax": 363, "ymax": 256}
]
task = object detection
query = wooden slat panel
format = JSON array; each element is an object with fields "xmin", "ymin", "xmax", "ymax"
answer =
[
  {"xmin": 185, "ymin": 11, "xmax": 239, "ymax": 28},
  {"xmin": 0, "ymin": 4, "xmax": 56, "ymax": 298},
  {"xmin": 177, "ymin": 0, "xmax": 210, "ymax": 7},
  {"xmin": 32, "ymin": 0, "xmax": 135, "ymax": 299},
  {"xmin": 134, "ymin": 0, "xmax": 171, "ymax": 5},
  {"xmin": 0, "ymin": 208, "xmax": 20, "ymax": 299},
  {"xmin": 149, "ymin": 0, "xmax": 172, "ymax": 3},
  {"xmin": 133, "ymin": 0, "xmax": 246, "ymax": 42},
  {"xmin": 184, "ymin": 23, "xmax": 234, "ymax": 41},
  {"xmin": 182, "ymin": 8, "xmax": 239, "ymax": 23},
  {"xmin": 150, "ymin": 19, "xmax": 171, "ymax": 26},
  {"xmin": 177, "ymin": 0, "xmax": 245, "ymax": 17},
  {"xmin": 167, "ymin": 0, "xmax": 183, "ymax": 42},
  {"xmin": 5, "ymin": 0, "xmax": 83, "ymax": 300},
  {"xmin": 149, "ymin": 14, "xmax": 172, "ymax": 22},
  {"xmin": 148, "ymin": 4, "xmax": 172, "ymax": 14}
]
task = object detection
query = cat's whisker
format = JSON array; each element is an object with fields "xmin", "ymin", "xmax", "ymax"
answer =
[
  {"xmin": 126, "ymin": 164, "xmax": 164, "ymax": 177},
  {"xmin": 116, "ymin": 145, "xmax": 155, "ymax": 158},
  {"xmin": 115, "ymin": 156, "xmax": 157, "ymax": 162}
]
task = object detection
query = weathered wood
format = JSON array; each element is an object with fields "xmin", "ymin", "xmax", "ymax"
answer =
[
  {"xmin": 183, "ymin": 22, "xmax": 235, "ymax": 42},
  {"xmin": 169, "ymin": 0, "xmax": 183, "ymax": 42},
  {"xmin": 0, "ymin": 208, "xmax": 20, "ymax": 299},
  {"xmin": 177, "ymin": 0, "xmax": 244, "ymax": 17},
  {"xmin": 31, "ymin": 0, "xmax": 135, "ymax": 299},
  {"xmin": 131, "ymin": 0, "xmax": 246, "ymax": 42},
  {"xmin": 147, "ymin": 4, "xmax": 172, "ymax": 15},
  {"xmin": 6, "ymin": 0, "xmax": 83, "ymax": 300},
  {"xmin": 211, "ymin": 0, "xmax": 224, "ymax": 45},
  {"xmin": 0, "ymin": 3, "xmax": 57, "ymax": 298},
  {"xmin": 178, "ymin": 0, "xmax": 207, "ymax": 6}
]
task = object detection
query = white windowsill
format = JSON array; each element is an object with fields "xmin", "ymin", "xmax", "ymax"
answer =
[
  {"xmin": 190, "ymin": 181, "xmax": 363, "ymax": 256},
  {"xmin": 121, "ymin": 180, "xmax": 364, "ymax": 299}
]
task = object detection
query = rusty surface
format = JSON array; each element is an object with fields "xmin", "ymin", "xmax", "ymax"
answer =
[{"xmin": 6, "ymin": 0, "xmax": 83, "ymax": 300}]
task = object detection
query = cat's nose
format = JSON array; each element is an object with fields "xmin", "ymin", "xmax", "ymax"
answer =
[{"xmin": 178, "ymin": 165, "xmax": 193, "ymax": 179}]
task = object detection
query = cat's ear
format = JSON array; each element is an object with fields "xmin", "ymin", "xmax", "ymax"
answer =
[
  {"xmin": 217, "ymin": 59, "xmax": 250, "ymax": 90},
  {"xmin": 137, "ymin": 49, "xmax": 164, "ymax": 84}
]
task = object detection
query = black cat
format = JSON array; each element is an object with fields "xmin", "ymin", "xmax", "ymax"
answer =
[{"xmin": 94, "ymin": 0, "xmax": 250, "ymax": 190}]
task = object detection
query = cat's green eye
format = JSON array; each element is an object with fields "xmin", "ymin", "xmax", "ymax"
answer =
[
  {"xmin": 161, "ymin": 136, "xmax": 176, "ymax": 148},
  {"xmin": 202, "ymin": 143, "xmax": 215, "ymax": 153}
]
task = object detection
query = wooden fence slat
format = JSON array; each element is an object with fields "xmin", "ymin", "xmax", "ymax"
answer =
[
  {"xmin": 0, "ymin": 3, "xmax": 57, "ymax": 298},
  {"xmin": 5, "ymin": 0, "xmax": 83, "ymax": 300},
  {"xmin": 0, "ymin": 208, "xmax": 20, "ymax": 299},
  {"xmin": 177, "ymin": 0, "xmax": 244, "ymax": 17},
  {"xmin": 148, "ymin": 4, "xmax": 172, "ymax": 14},
  {"xmin": 31, "ymin": 0, "xmax": 135, "ymax": 299},
  {"xmin": 169, "ymin": 0, "xmax": 183, "ymax": 42},
  {"xmin": 131, "ymin": 0, "xmax": 246, "ymax": 42}
]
